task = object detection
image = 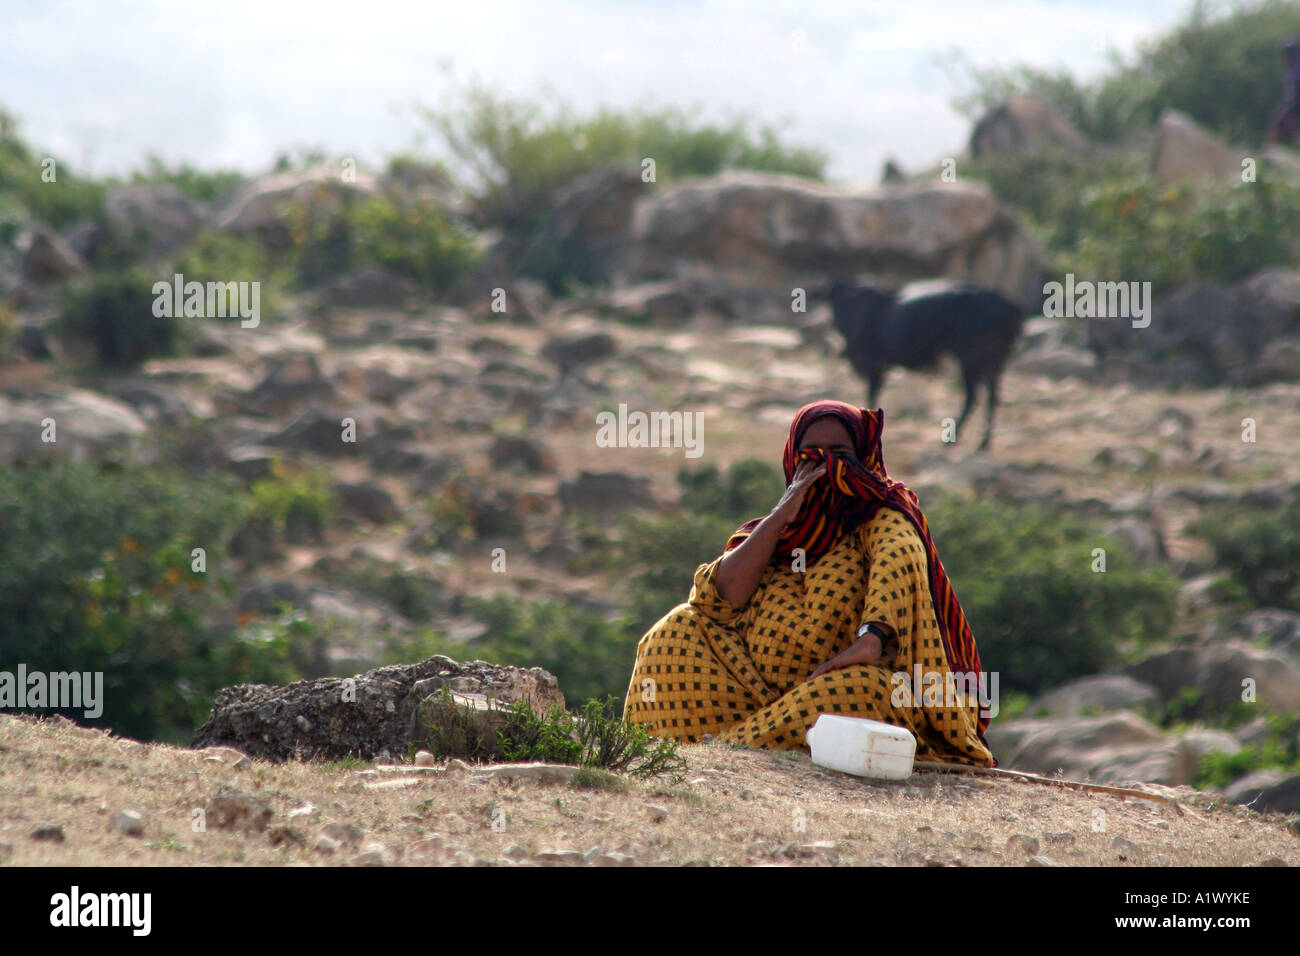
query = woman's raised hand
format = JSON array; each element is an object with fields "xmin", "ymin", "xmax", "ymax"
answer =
[{"xmin": 769, "ymin": 459, "xmax": 827, "ymax": 529}]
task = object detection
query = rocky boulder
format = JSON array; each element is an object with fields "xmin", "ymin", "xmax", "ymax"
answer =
[
  {"xmin": 618, "ymin": 172, "xmax": 1047, "ymax": 315},
  {"xmin": 519, "ymin": 163, "xmax": 653, "ymax": 286},
  {"xmin": 212, "ymin": 166, "xmax": 380, "ymax": 247},
  {"xmin": 192, "ymin": 655, "xmax": 565, "ymax": 762},
  {"xmin": 1087, "ymin": 268, "xmax": 1300, "ymax": 386},
  {"xmin": 1150, "ymin": 110, "xmax": 1247, "ymax": 185},
  {"xmin": 103, "ymin": 183, "xmax": 208, "ymax": 258},
  {"xmin": 969, "ymin": 95, "xmax": 1092, "ymax": 159},
  {"xmin": 1127, "ymin": 641, "xmax": 1300, "ymax": 717}
]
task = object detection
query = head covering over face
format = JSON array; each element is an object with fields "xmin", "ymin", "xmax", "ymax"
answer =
[{"xmin": 723, "ymin": 399, "xmax": 992, "ymax": 741}]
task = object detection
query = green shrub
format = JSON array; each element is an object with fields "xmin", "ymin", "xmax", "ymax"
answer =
[
  {"xmin": 1195, "ymin": 713, "xmax": 1300, "ymax": 788},
  {"xmin": 1191, "ymin": 503, "xmax": 1300, "ymax": 610},
  {"xmin": 130, "ymin": 154, "xmax": 244, "ymax": 203},
  {"xmin": 0, "ymin": 461, "xmax": 306, "ymax": 743},
  {"xmin": 291, "ymin": 193, "xmax": 479, "ymax": 291},
  {"xmin": 947, "ymin": 1, "xmax": 1300, "ymax": 146},
  {"xmin": 0, "ymin": 110, "xmax": 106, "ymax": 229},
  {"xmin": 171, "ymin": 229, "xmax": 286, "ymax": 323},
  {"xmin": 56, "ymin": 268, "xmax": 187, "ymax": 367},
  {"xmin": 422, "ymin": 83, "xmax": 826, "ymax": 238},
  {"xmin": 412, "ymin": 690, "xmax": 686, "ymax": 780},
  {"xmin": 926, "ymin": 497, "xmax": 1181, "ymax": 695},
  {"xmin": 249, "ymin": 462, "xmax": 339, "ymax": 544}
]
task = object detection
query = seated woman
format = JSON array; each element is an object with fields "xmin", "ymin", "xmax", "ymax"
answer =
[{"xmin": 622, "ymin": 399, "xmax": 996, "ymax": 767}]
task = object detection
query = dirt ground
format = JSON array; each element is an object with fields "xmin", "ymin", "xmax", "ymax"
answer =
[{"xmin": 1, "ymin": 714, "xmax": 1294, "ymax": 867}]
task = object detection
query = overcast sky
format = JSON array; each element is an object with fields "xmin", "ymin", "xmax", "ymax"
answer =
[{"xmin": 6, "ymin": 0, "xmax": 1191, "ymax": 185}]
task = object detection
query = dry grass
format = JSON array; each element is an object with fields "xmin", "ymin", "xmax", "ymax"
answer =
[{"xmin": 1, "ymin": 714, "xmax": 1295, "ymax": 867}]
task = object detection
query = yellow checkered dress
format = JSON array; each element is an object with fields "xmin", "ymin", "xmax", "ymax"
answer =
[{"xmin": 622, "ymin": 506, "xmax": 995, "ymax": 766}]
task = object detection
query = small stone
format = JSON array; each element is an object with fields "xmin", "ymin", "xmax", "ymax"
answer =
[
  {"xmin": 111, "ymin": 810, "xmax": 144, "ymax": 836},
  {"xmin": 502, "ymin": 843, "xmax": 529, "ymax": 861},
  {"xmin": 207, "ymin": 790, "xmax": 272, "ymax": 833},
  {"xmin": 1027, "ymin": 855, "xmax": 1063, "ymax": 867},
  {"xmin": 353, "ymin": 842, "xmax": 395, "ymax": 866},
  {"xmin": 268, "ymin": 825, "xmax": 305, "ymax": 847},
  {"xmin": 479, "ymin": 762, "xmax": 579, "ymax": 785},
  {"xmin": 1111, "ymin": 836, "xmax": 1140, "ymax": 854},
  {"xmin": 0, "ymin": 840, "xmax": 13, "ymax": 862},
  {"xmin": 31, "ymin": 822, "xmax": 64, "ymax": 842},
  {"xmin": 534, "ymin": 849, "xmax": 583, "ymax": 866},
  {"xmin": 407, "ymin": 837, "xmax": 444, "ymax": 863},
  {"xmin": 318, "ymin": 822, "xmax": 364, "ymax": 848},
  {"xmin": 591, "ymin": 852, "xmax": 635, "ymax": 867},
  {"xmin": 801, "ymin": 841, "xmax": 838, "ymax": 856},
  {"xmin": 363, "ymin": 777, "xmax": 422, "ymax": 791},
  {"xmin": 916, "ymin": 825, "xmax": 933, "ymax": 833},
  {"xmin": 701, "ymin": 734, "xmax": 716, "ymax": 743},
  {"xmin": 582, "ymin": 846, "xmax": 603, "ymax": 863},
  {"xmin": 287, "ymin": 804, "xmax": 317, "ymax": 819},
  {"xmin": 1258, "ymin": 857, "xmax": 1287, "ymax": 867},
  {"xmin": 199, "ymin": 746, "xmax": 251, "ymax": 769},
  {"xmin": 414, "ymin": 750, "xmax": 436, "ymax": 767},
  {"xmin": 311, "ymin": 834, "xmax": 341, "ymax": 854},
  {"xmin": 1006, "ymin": 834, "xmax": 1039, "ymax": 855},
  {"xmin": 445, "ymin": 758, "xmax": 473, "ymax": 774},
  {"xmin": 1045, "ymin": 831, "xmax": 1075, "ymax": 845},
  {"xmin": 647, "ymin": 804, "xmax": 671, "ymax": 822}
]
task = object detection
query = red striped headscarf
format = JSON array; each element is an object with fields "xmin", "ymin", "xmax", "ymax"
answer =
[{"xmin": 724, "ymin": 399, "xmax": 992, "ymax": 742}]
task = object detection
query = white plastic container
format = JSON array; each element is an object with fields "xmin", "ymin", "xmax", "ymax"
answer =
[{"xmin": 805, "ymin": 714, "xmax": 916, "ymax": 780}]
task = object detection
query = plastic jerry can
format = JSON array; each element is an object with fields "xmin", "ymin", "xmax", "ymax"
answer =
[{"xmin": 804, "ymin": 714, "xmax": 916, "ymax": 779}]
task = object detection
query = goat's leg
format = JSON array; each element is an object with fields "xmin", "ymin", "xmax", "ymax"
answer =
[
  {"xmin": 955, "ymin": 373, "xmax": 978, "ymax": 443},
  {"xmin": 867, "ymin": 370, "xmax": 885, "ymax": 409},
  {"xmin": 978, "ymin": 371, "xmax": 1001, "ymax": 452}
]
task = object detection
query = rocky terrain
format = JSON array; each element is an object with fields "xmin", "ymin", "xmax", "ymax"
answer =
[{"xmin": 3, "ymin": 94, "xmax": 1300, "ymax": 865}]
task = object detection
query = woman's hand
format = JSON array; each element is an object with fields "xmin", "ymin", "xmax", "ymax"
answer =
[
  {"xmin": 769, "ymin": 460, "xmax": 826, "ymax": 528},
  {"xmin": 810, "ymin": 631, "xmax": 883, "ymax": 679}
]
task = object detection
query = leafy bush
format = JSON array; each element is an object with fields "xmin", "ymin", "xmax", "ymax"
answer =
[
  {"xmin": 1191, "ymin": 503, "xmax": 1300, "ymax": 610},
  {"xmin": 130, "ymin": 154, "xmax": 245, "ymax": 203},
  {"xmin": 0, "ymin": 461, "xmax": 307, "ymax": 743},
  {"xmin": 291, "ymin": 193, "xmax": 479, "ymax": 291},
  {"xmin": 0, "ymin": 110, "xmax": 106, "ymax": 229},
  {"xmin": 413, "ymin": 689, "xmax": 686, "ymax": 779},
  {"xmin": 1064, "ymin": 178, "xmax": 1300, "ymax": 294},
  {"xmin": 421, "ymin": 81, "xmax": 827, "ymax": 238},
  {"xmin": 249, "ymin": 461, "xmax": 339, "ymax": 544},
  {"xmin": 1195, "ymin": 713, "xmax": 1300, "ymax": 788},
  {"xmin": 56, "ymin": 268, "xmax": 187, "ymax": 367},
  {"xmin": 947, "ymin": 0, "xmax": 1300, "ymax": 146},
  {"xmin": 926, "ymin": 497, "xmax": 1181, "ymax": 695},
  {"xmin": 171, "ymin": 229, "xmax": 286, "ymax": 322},
  {"xmin": 964, "ymin": 154, "xmax": 1300, "ymax": 292}
]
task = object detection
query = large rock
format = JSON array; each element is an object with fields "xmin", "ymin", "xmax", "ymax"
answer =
[
  {"xmin": 1087, "ymin": 268, "xmax": 1300, "ymax": 387},
  {"xmin": 519, "ymin": 163, "xmax": 652, "ymax": 286},
  {"xmin": 1151, "ymin": 110, "xmax": 1247, "ymax": 185},
  {"xmin": 999, "ymin": 711, "xmax": 1166, "ymax": 779},
  {"xmin": 103, "ymin": 184, "xmax": 208, "ymax": 258},
  {"xmin": 319, "ymin": 266, "xmax": 418, "ymax": 309},
  {"xmin": 970, "ymin": 96, "xmax": 1092, "ymax": 159},
  {"xmin": 1251, "ymin": 773, "xmax": 1300, "ymax": 813},
  {"xmin": 1023, "ymin": 675, "xmax": 1159, "ymax": 719},
  {"xmin": 560, "ymin": 471, "xmax": 654, "ymax": 513},
  {"xmin": 192, "ymin": 655, "xmax": 565, "ymax": 762},
  {"xmin": 20, "ymin": 226, "xmax": 89, "ymax": 283},
  {"xmin": 212, "ymin": 166, "xmax": 380, "ymax": 246},
  {"xmin": 0, "ymin": 389, "xmax": 148, "ymax": 464},
  {"xmin": 1127, "ymin": 641, "xmax": 1300, "ymax": 717},
  {"xmin": 618, "ymin": 172, "xmax": 1047, "ymax": 314}
]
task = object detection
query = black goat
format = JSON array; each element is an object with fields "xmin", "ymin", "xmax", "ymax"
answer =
[{"xmin": 827, "ymin": 279, "xmax": 1025, "ymax": 450}]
